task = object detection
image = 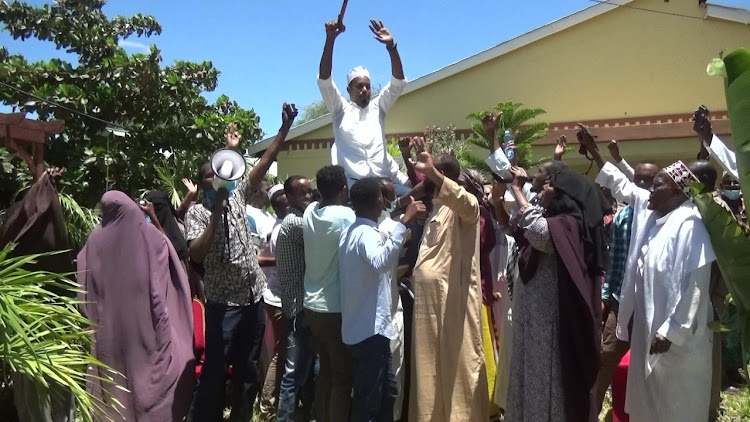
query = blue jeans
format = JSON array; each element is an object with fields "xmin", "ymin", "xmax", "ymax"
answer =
[
  {"xmin": 277, "ymin": 311, "xmax": 315, "ymax": 422},
  {"xmin": 189, "ymin": 301, "xmax": 265, "ymax": 422},
  {"xmin": 349, "ymin": 335, "xmax": 397, "ymax": 422}
]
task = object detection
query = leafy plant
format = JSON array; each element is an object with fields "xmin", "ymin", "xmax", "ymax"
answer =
[
  {"xmin": 466, "ymin": 102, "xmax": 549, "ymax": 169},
  {"xmin": 0, "ymin": 246, "xmax": 118, "ymax": 421},
  {"xmin": 422, "ymin": 125, "xmax": 489, "ymax": 178},
  {"xmin": 57, "ymin": 192, "xmax": 101, "ymax": 250},
  {"xmin": 706, "ymin": 48, "xmax": 750, "ymax": 373},
  {"xmin": 0, "ymin": 0, "xmax": 262, "ymax": 208}
]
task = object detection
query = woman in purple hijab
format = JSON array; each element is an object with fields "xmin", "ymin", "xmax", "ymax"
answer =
[{"xmin": 77, "ymin": 191, "xmax": 195, "ymax": 421}]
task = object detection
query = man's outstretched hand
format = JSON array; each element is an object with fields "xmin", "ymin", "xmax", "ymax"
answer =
[
  {"xmin": 45, "ymin": 167, "xmax": 66, "ymax": 185},
  {"xmin": 369, "ymin": 20, "xmax": 395, "ymax": 49},
  {"xmin": 226, "ymin": 123, "xmax": 242, "ymax": 149},
  {"xmin": 408, "ymin": 137, "xmax": 434, "ymax": 176},
  {"xmin": 282, "ymin": 102, "xmax": 299, "ymax": 130},
  {"xmin": 481, "ymin": 112, "xmax": 502, "ymax": 139},
  {"xmin": 325, "ymin": 20, "xmax": 346, "ymax": 40}
]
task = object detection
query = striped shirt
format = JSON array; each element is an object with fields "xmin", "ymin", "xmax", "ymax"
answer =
[{"xmin": 276, "ymin": 207, "xmax": 306, "ymax": 319}]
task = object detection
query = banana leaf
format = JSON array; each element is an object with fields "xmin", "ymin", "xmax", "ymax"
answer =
[
  {"xmin": 693, "ymin": 193, "xmax": 750, "ymax": 356},
  {"xmin": 711, "ymin": 48, "xmax": 750, "ymax": 203},
  {"xmin": 706, "ymin": 47, "xmax": 750, "ymax": 365}
]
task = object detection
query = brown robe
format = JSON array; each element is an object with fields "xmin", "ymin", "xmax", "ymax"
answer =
[{"xmin": 409, "ymin": 178, "xmax": 489, "ymax": 422}]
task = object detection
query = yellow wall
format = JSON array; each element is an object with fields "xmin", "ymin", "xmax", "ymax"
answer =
[{"xmin": 282, "ymin": 0, "xmax": 748, "ymax": 179}]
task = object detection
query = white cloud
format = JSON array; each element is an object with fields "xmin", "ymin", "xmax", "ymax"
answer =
[{"xmin": 119, "ymin": 40, "xmax": 150, "ymax": 54}]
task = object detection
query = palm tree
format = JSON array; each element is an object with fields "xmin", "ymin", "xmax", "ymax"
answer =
[
  {"xmin": 0, "ymin": 246, "xmax": 118, "ymax": 421},
  {"xmin": 466, "ymin": 102, "xmax": 549, "ymax": 169}
]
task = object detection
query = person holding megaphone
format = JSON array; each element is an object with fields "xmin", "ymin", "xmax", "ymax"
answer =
[{"xmin": 186, "ymin": 103, "xmax": 298, "ymax": 421}]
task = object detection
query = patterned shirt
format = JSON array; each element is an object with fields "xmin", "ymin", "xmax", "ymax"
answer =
[
  {"xmin": 185, "ymin": 178, "xmax": 266, "ymax": 306},
  {"xmin": 276, "ymin": 207, "xmax": 306, "ymax": 319},
  {"xmin": 602, "ymin": 205, "xmax": 633, "ymax": 302}
]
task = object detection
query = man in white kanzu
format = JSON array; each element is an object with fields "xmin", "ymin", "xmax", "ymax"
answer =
[
  {"xmin": 318, "ymin": 17, "xmax": 411, "ymax": 196},
  {"xmin": 580, "ymin": 129, "xmax": 716, "ymax": 422}
]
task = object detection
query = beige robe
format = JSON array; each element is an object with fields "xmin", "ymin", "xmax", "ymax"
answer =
[{"xmin": 409, "ymin": 177, "xmax": 489, "ymax": 422}]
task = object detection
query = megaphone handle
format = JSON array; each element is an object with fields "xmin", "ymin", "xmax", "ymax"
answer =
[{"xmin": 222, "ymin": 207, "xmax": 231, "ymax": 262}]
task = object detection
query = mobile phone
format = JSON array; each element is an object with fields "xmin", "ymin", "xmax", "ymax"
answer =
[{"xmin": 693, "ymin": 105, "xmax": 709, "ymax": 132}]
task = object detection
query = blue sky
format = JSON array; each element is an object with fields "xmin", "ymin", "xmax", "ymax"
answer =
[{"xmin": 2, "ymin": 0, "xmax": 748, "ymax": 136}]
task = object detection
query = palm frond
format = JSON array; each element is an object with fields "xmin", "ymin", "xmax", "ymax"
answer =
[
  {"xmin": 154, "ymin": 161, "xmax": 182, "ymax": 209},
  {"xmin": 57, "ymin": 193, "xmax": 100, "ymax": 249},
  {"xmin": 0, "ymin": 246, "xmax": 121, "ymax": 421}
]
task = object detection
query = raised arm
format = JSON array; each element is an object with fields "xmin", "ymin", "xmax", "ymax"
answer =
[
  {"xmin": 553, "ymin": 136, "xmax": 568, "ymax": 162},
  {"xmin": 319, "ymin": 20, "xmax": 345, "ymax": 80},
  {"xmin": 696, "ymin": 114, "xmax": 738, "ymax": 180},
  {"xmin": 231, "ymin": 103, "xmax": 297, "ymax": 199},
  {"xmin": 411, "ymin": 139, "xmax": 478, "ymax": 222},
  {"xmin": 608, "ymin": 140, "xmax": 635, "ymax": 181},
  {"xmin": 177, "ymin": 178, "xmax": 198, "ymax": 220},
  {"xmin": 370, "ymin": 20, "xmax": 403, "ymax": 80},
  {"xmin": 482, "ymin": 112, "xmax": 502, "ymax": 154},
  {"xmin": 399, "ymin": 136, "xmax": 420, "ymax": 186}
]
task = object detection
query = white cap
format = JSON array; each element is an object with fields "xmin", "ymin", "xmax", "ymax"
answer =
[
  {"xmin": 268, "ymin": 184, "xmax": 285, "ymax": 200},
  {"xmin": 347, "ymin": 66, "xmax": 370, "ymax": 85}
]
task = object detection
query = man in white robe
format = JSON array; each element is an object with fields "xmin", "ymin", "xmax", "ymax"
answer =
[{"xmin": 581, "ymin": 129, "xmax": 717, "ymax": 422}]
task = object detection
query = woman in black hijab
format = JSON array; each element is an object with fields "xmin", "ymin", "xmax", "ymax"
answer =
[
  {"xmin": 143, "ymin": 190, "xmax": 207, "ymax": 300},
  {"xmin": 505, "ymin": 165, "xmax": 608, "ymax": 422},
  {"xmin": 144, "ymin": 190, "xmax": 189, "ymax": 260}
]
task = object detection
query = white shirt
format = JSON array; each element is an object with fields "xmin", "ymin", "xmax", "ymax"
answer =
[
  {"xmin": 339, "ymin": 216, "xmax": 408, "ymax": 345},
  {"xmin": 318, "ymin": 76, "xmax": 409, "ymax": 184},
  {"xmin": 246, "ymin": 205, "xmax": 277, "ymax": 249},
  {"xmin": 705, "ymin": 134, "xmax": 738, "ymax": 181},
  {"xmin": 262, "ymin": 221, "xmax": 283, "ymax": 307},
  {"xmin": 377, "ymin": 211, "xmax": 406, "ymax": 318}
]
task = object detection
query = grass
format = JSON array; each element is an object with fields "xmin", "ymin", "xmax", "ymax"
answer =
[{"xmin": 598, "ymin": 383, "xmax": 750, "ymax": 422}]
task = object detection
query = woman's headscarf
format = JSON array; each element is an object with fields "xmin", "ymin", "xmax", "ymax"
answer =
[
  {"xmin": 77, "ymin": 191, "xmax": 194, "ymax": 421},
  {"xmin": 144, "ymin": 190, "xmax": 189, "ymax": 259},
  {"xmin": 547, "ymin": 169, "xmax": 610, "ymax": 275}
]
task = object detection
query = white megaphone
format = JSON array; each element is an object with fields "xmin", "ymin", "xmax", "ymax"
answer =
[{"xmin": 210, "ymin": 148, "xmax": 247, "ymax": 192}]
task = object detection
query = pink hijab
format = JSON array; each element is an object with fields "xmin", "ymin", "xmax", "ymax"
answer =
[{"xmin": 77, "ymin": 191, "xmax": 195, "ymax": 421}]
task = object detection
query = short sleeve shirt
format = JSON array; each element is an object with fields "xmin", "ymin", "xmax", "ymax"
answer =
[{"xmin": 185, "ymin": 178, "xmax": 266, "ymax": 306}]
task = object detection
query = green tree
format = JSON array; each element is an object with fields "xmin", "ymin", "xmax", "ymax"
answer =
[
  {"xmin": 466, "ymin": 101, "xmax": 549, "ymax": 169},
  {"xmin": 0, "ymin": 0, "xmax": 262, "ymax": 208}
]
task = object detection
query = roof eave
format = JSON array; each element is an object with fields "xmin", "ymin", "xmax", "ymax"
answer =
[{"xmin": 248, "ymin": 0, "xmax": 635, "ymax": 154}]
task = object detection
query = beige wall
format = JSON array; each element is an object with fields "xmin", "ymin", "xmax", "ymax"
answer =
[{"xmin": 282, "ymin": 0, "xmax": 748, "ymax": 179}]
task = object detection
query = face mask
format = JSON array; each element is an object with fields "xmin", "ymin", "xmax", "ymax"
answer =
[
  {"xmin": 205, "ymin": 189, "xmax": 216, "ymax": 206},
  {"xmin": 723, "ymin": 189, "xmax": 742, "ymax": 201},
  {"xmin": 385, "ymin": 200, "xmax": 398, "ymax": 214}
]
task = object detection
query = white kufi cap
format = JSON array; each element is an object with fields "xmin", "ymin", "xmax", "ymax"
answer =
[
  {"xmin": 347, "ymin": 66, "xmax": 370, "ymax": 85},
  {"xmin": 268, "ymin": 184, "xmax": 285, "ymax": 200}
]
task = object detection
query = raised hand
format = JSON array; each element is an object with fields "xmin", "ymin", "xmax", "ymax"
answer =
[
  {"xmin": 282, "ymin": 102, "xmax": 299, "ymax": 129},
  {"xmin": 138, "ymin": 199, "xmax": 156, "ymax": 217},
  {"xmin": 226, "ymin": 123, "xmax": 242, "ymax": 149},
  {"xmin": 510, "ymin": 166, "xmax": 529, "ymax": 188},
  {"xmin": 554, "ymin": 135, "xmax": 567, "ymax": 161},
  {"xmin": 369, "ymin": 20, "xmax": 394, "ymax": 48},
  {"xmin": 607, "ymin": 140, "xmax": 622, "ymax": 162},
  {"xmin": 398, "ymin": 136, "xmax": 412, "ymax": 151},
  {"xmin": 325, "ymin": 20, "xmax": 346, "ymax": 39},
  {"xmin": 182, "ymin": 178, "xmax": 198, "ymax": 196},
  {"xmin": 576, "ymin": 123, "xmax": 597, "ymax": 152},
  {"xmin": 408, "ymin": 137, "xmax": 434, "ymax": 175},
  {"xmin": 481, "ymin": 112, "xmax": 502, "ymax": 136},
  {"xmin": 45, "ymin": 167, "xmax": 66, "ymax": 185}
]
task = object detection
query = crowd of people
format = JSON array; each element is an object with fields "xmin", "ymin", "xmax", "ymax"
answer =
[{"xmin": 4, "ymin": 16, "xmax": 748, "ymax": 422}]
